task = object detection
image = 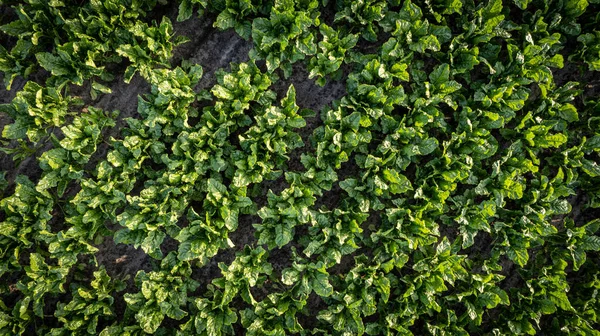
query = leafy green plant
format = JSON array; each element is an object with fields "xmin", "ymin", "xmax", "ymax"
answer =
[
  {"xmin": 308, "ymin": 24, "xmax": 358, "ymax": 86},
  {"xmin": 334, "ymin": 0, "xmax": 387, "ymax": 42},
  {"xmin": 255, "ymin": 173, "xmax": 316, "ymax": 248},
  {"xmin": 37, "ymin": 107, "xmax": 118, "ymax": 198},
  {"xmin": 213, "ymin": 0, "xmax": 273, "ymax": 39},
  {"xmin": 572, "ymin": 31, "xmax": 600, "ymax": 71},
  {"xmin": 117, "ymin": 17, "xmax": 188, "ymax": 83},
  {"xmin": 249, "ymin": 0, "xmax": 320, "ymax": 77},
  {"xmin": 1, "ymin": 82, "xmax": 82, "ymax": 162},
  {"xmin": 0, "ymin": 176, "xmax": 53, "ymax": 273},
  {"xmin": 1, "ymin": 0, "xmax": 600, "ymax": 334},
  {"xmin": 379, "ymin": 0, "xmax": 452, "ymax": 56},
  {"xmin": 124, "ymin": 253, "xmax": 199, "ymax": 334},
  {"xmin": 240, "ymin": 290, "xmax": 306, "ymax": 335},
  {"xmin": 300, "ymin": 208, "xmax": 367, "ymax": 266},
  {"xmin": 0, "ymin": 0, "xmax": 164, "ymax": 90},
  {"xmin": 50, "ymin": 267, "xmax": 125, "ymax": 336},
  {"xmin": 178, "ymin": 0, "xmax": 209, "ymax": 21},
  {"xmin": 16, "ymin": 253, "xmax": 70, "ymax": 318},
  {"xmin": 180, "ymin": 292, "xmax": 238, "ymax": 336},
  {"xmin": 232, "ymin": 85, "xmax": 307, "ymax": 187},
  {"xmin": 317, "ymin": 255, "xmax": 394, "ymax": 335}
]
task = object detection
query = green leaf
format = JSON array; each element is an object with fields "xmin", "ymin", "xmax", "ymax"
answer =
[
  {"xmin": 311, "ymin": 272, "xmax": 333, "ymax": 297},
  {"xmin": 162, "ymin": 302, "xmax": 187, "ymax": 320},
  {"xmin": 418, "ymin": 138, "xmax": 438, "ymax": 155},
  {"xmin": 465, "ymin": 301, "xmax": 478, "ymax": 320},
  {"xmin": 550, "ymin": 291, "xmax": 573, "ymax": 311},
  {"xmin": 282, "ymin": 268, "xmax": 300, "ymax": 286},
  {"xmin": 571, "ymin": 248, "xmax": 586, "ymax": 271},
  {"xmin": 581, "ymin": 159, "xmax": 600, "ymax": 177},
  {"xmin": 564, "ymin": 0, "xmax": 588, "ymax": 17},
  {"xmin": 581, "ymin": 235, "xmax": 600, "ymax": 251},
  {"xmin": 36, "ymin": 52, "xmax": 71, "ymax": 76},
  {"xmin": 513, "ymin": 0, "xmax": 530, "ymax": 9},
  {"xmin": 2, "ymin": 118, "xmax": 28, "ymax": 139},
  {"xmin": 382, "ymin": 169, "xmax": 413, "ymax": 194},
  {"xmin": 540, "ymin": 299, "xmax": 557, "ymax": 314},
  {"xmin": 557, "ymin": 104, "xmax": 578, "ymax": 122},
  {"xmin": 178, "ymin": 0, "xmax": 193, "ymax": 21},
  {"xmin": 141, "ymin": 230, "xmax": 166, "ymax": 259},
  {"xmin": 507, "ymin": 247, "xmax": 529, "ymax": 267},
  {"xmin": 429, "ymin": 63, "xmax": 450, "ymax": 85},
  {"xmin": 275, "ymin": 224, "xmax": 293, "ymax": 247},
  {"xmin": 138, "ymin": 308, "xmax": 164, "ymax": 333}
]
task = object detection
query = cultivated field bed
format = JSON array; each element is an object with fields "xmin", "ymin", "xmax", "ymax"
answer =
[{"xmin": 0, "ymin": 0, "xmax": 599, "ymax": 335}]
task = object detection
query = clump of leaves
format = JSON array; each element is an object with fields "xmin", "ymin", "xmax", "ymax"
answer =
[
  {"xmin": 50, "ymin": 267, "xmax": 125, "ymax": 335},
  {"xmin": 124, "ymin": 253, "xmax": 199, "ymax": 334},
  {"xmin": 334, "ymin": 0, "xmax": 387, "ymax": 42},
  {"xmin": 249, "ymin": 0, "xmax": 320, "ymax": 77},
  {"xmin": 308, "ymin": 24, "xmax": 358, "ymax": 86}
]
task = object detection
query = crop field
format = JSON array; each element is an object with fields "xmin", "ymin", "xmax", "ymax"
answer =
[{"xmin": 0, "ymin": 0, "xmax": 599, "ymax": 335}]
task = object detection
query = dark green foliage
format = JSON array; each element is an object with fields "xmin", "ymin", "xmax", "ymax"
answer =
[{"xmin": 0, "ymin": 0, "xmax": 599, "ymax": 334}]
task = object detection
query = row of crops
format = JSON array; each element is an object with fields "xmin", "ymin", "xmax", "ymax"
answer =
[{"xmin": 0, "ymin": 0, "xmax": 599, "ymax": 334}]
